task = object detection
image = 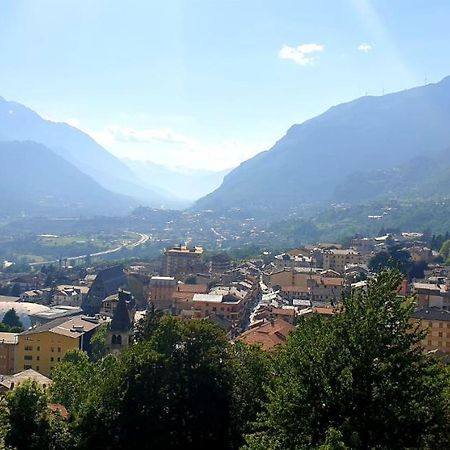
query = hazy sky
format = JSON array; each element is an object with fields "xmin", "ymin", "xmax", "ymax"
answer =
[{"xmin": 1, "ymin": 0, "xmax": 450, "ymax": 171}]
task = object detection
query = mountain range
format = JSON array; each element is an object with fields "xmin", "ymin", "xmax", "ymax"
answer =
[
  {"xmin": 0, "ymin": 141, "xmax": 136, "ymax": 217},
  {"xmin": 2, "ymin": 76, "xmax": 450, "ymax": 220},
  {"xmin": 0, "ymin": 96, "xmax": 180, "ymax": 213},
  {"xmin": 195, "ymin": 76, "xmax": 450, "ymax": 213}
]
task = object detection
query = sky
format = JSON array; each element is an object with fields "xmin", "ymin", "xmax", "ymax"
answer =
[{"xmin": 1, "ymin": 0, "xmax": 450, "ymax": 171}]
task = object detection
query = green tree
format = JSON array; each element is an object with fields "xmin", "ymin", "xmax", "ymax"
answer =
[
  {"xmin": 50, "ymin": 350, "xmax": 99, "ymax": 416},
  {"xmin": 229, "ymin": 342, "xmax": 271, "ymax": 449},
  {"xmin": 0, "ymin": 397, "xmax": 10, "ymax": 449},
  {"xmin": 245, "ymin": 269, "xmax": 450, "ymax": 449},
  {"xmin": 440, "ymin": 239, "xmax": 450, "ymax": 261},
  {"xmin": 5, "ymin": 380, "xmax": 50, "ymax": 450},
  {"xmin": 2, "ymin": 308, "xmax": 23, "ymax": 330},
  {"xmin": 77, "ymin": 317, "xmax": 235, "ymax": 450},
  {"xmin": 184, "ymin": 275, "xmax": 197, "ymax": 284},
  {"xmin": 90, "ymin": 324, "xmax": 108, "ymax": 361},
  {"xmin": 134, "ymin": 304, "xmax": 163, "ymax": 342}
]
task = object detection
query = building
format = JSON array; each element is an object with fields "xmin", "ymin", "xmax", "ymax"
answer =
[
  {"xmin": 0, "ymin": 369, "xmax": 52, "ymax": 393},
  {"xmin": 411, "ymin": 307, "xmax": 450, "ymax": 353},
  {"xmin": 270, "ymin": 270, "xmax": 343, "ymax": 304},
  {"xmin": 101, "ymin": 290, "xmax": 136, "ymax": 319},
  {"xmin": 412, "ymin": 282, "xmax": 450, "ymax": 309},
  {"xmin": 149, "ymin": 276, "xmax": 177, "ymax": 304},
  {"xmin": 53, "ymin": 285, "xmax": 89, "ymax": 307},
  {"xmin": 237, "ymin": 319, "xmax": 295, "ymax": 351},
  {"xmin": 106, "ymin": 291, "xmax": 134, "ymax": 355},
  {"xmin": 15, "ymin": 315, "xmax": 103, "ymax": 376},
  {"xmin": 189, "ymin": 292, "xmax": 248, "ymax": 328},
  {"xmin": 20, "ymin": 289, "xmax": 49, "ymax": 303},
  {"xmin": 322, "ymin": 249, "xmax": 364, "ymax": 274},
  {"xmin": 161, "ymin": 245, "xmax": 204, "ymax": 277},
  {"xmin": 0, "ymin": 332, "xmax": 17, "ymax": 375},
  {"xmin": 82, "ymin": 266, "xmax": 127, "ymax": 315},
  {"xmin": 30, "ymin": 306, "xmax": 83, "ymax": 326}
]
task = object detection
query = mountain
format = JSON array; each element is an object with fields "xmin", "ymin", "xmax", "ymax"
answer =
[
  {"xmin": 333, "ymin": 146, "xmax": 450, "ymax": 203},
  {"xmin": 0, "ymin": 97, "xmax": 177, "ymax": 208},
  {"xmin": 122, "ymin": 159, "xmax": 231, "ymax": 201},
  {"xmin": 0, "ymin": 141, "xmax": 137, "ymax": 217},
  {"xmin": 195, "ymin": 76, "xmax": 450, "ymax": 213}
]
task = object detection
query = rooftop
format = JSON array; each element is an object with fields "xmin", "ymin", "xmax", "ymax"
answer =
[
  {"xmin": 411, "ymin": 307, "xmax": 450, "ymax": 322},
  {"xmin": 22, "ymin": 315, "xmax": 101, "ymax": 338},
  {"xmin": 0, "ymin": 332, "xmax": 18, "ymax": 345},
  {"xmin": 238, "ymin": 319, "xmax": 295, "ymax": 351},
  {"xmin": 193, "ymin": 294, "xmax": 223, "ymax": 303}
]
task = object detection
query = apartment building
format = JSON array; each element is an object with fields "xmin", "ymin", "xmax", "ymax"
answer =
[
  {"xmin": 411, "ymin": 307, "xmax": 450, "ymax": 354},
  {"xmin": 15, "ymin": 315, "xmax": 102, "ymax": 376},
  {"xmin": 322, "ymin": 249, "xmax": 364, "ymax": 274},
  {"xmin": 161, "ymin": 245, "xmax": 203, "ymax": 277},
  {"xmin": 0, "ymin": 332, "xmax": 17, "ymax": 375}
]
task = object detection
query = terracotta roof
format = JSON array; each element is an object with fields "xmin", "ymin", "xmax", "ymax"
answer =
[
  {"xmin": 271, "ymin": 307, "xmax": 296, "ymax": 316},
  {"xmin": 48, "ymin": 403, "xmax": 69, "ymax": 420},
  {"xmin": 313, "ymin": 307, "xmax": 336, "ymax": 316},
  {"xmin": 171, "ymin": 291, "xmax": 195, "ymax": 301},
  {"xmin": 238, "ymin": 319, "xmax": 295, "ymax": 351}
]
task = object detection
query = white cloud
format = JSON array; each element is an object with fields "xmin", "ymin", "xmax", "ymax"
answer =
[
  {"xmin": 82, "ymin": 125, "xmax": 267, "ymax": 171},
  {"xmin": 279, "ymin": 43, "xmax": 324, "ymax": 66},
  {"xmin": 357, "ymin": 42, "xmax": 372, "ymax": 52},
  {"xmin": 107, "ymin": 126, "xmax": 197, "ymax": 147}
]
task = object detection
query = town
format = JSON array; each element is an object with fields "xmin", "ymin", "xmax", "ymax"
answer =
[{"xmin": 0, "ymin": 229, "xmax": 448, "ymax": 383}]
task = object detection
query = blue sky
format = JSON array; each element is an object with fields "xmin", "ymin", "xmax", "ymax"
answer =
[{"xmin": 1, "ymin": 0, "xmax": 450, "ymax": 170}]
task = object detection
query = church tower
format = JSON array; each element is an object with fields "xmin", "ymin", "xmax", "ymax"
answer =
[{"xmin": 107, "ymin": 290, "xmax": 134, "ymax": 354}]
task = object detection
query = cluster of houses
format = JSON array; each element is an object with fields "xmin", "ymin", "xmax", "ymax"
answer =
[{"xmin": 0, "ymin": 232, "xmax": 449, "ymax": 391}]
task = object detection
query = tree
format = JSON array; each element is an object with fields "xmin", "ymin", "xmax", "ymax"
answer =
[
  {"xmin": 134, "ymin": 304, "xmax": 163, "ymax": 342},
  {"xmin": 77, "ymin": 317, "xmax": 235, "ymax": 450},
  {"xmin": 184, "ymin": 275, "xmax": 197, "ymax": 284},
  {"xmin": 2, "ymin": 308, "xmax": 23, "ymax": 330},
  {"xmin": 245, "ymin": 269, "xmax": 450, "ymax": 449},
  {"xmin": 229, "ymin": 342, "xmax": 271, "ymax": 449},
  {"xmin": 440, "ymin": 239, "xmax": 450, "ymax": 262},
  {"xmin": 0, "ymin": 397, "xmax": 10, "ymax": 449},
  {"xmin": 50, "ymin": 350, "xmax": 99, "ymax": 415},
  {"xmin": 5, "ymin": 380, "xmax": 50, "ymax": 450},
  {"xmin": 90, "ymin": 324, "xmax": 108, "ymax": 361}
]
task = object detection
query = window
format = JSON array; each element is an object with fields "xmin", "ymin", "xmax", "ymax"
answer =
[
  {"xmin": 37, "ymin": 346, "xmax": 40, "ymax": 351},
  {"xmin": 50, "ymin": 357, "xmax": 54, "ymax": 362},
  {"xmin": 439, "ymin": 331, "xmax": 443, "ymax": 338},
  {"xmin": 24, "ymin": 355, "xmax": 32, "ymax": 361},
  {"xmin": 57, "ymin": 357, "xmax": 61, "ymax": 362},
  {"xmin": 24, "ymin": 345, "xmax": 33, "ymax": 351},
  {"xmin": 57, "ymin": 347, "xmax": 61, "ymax": 352},
  {"xmin": 36, "ymin": 356, "xmax": 40, "ymax": 361},
  {"xmin": 36, "ymin": 366, "xmax": 39, "ymax": 371},
  {"xmin": 51, "ymin": 347, "xmax": 54, "ymax": 352}
]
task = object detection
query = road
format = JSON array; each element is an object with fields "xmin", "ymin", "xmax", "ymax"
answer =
[{"xmin": 29, "ymin": 232, "xmax": 150, "ymax": 267}]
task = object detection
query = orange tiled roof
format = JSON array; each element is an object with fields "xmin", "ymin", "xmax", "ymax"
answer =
[{"xmin": 238, "ymin": 319, "xmax": 295, "ymax": 351}]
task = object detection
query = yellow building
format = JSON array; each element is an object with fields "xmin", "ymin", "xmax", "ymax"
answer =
[
  {"xmin": 16, "ymin": 316, "xmax": 102, "ymax": 376},
  {"xmin": 410, "ymin": 307, "xmax": 450, "ymax": 354}
]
